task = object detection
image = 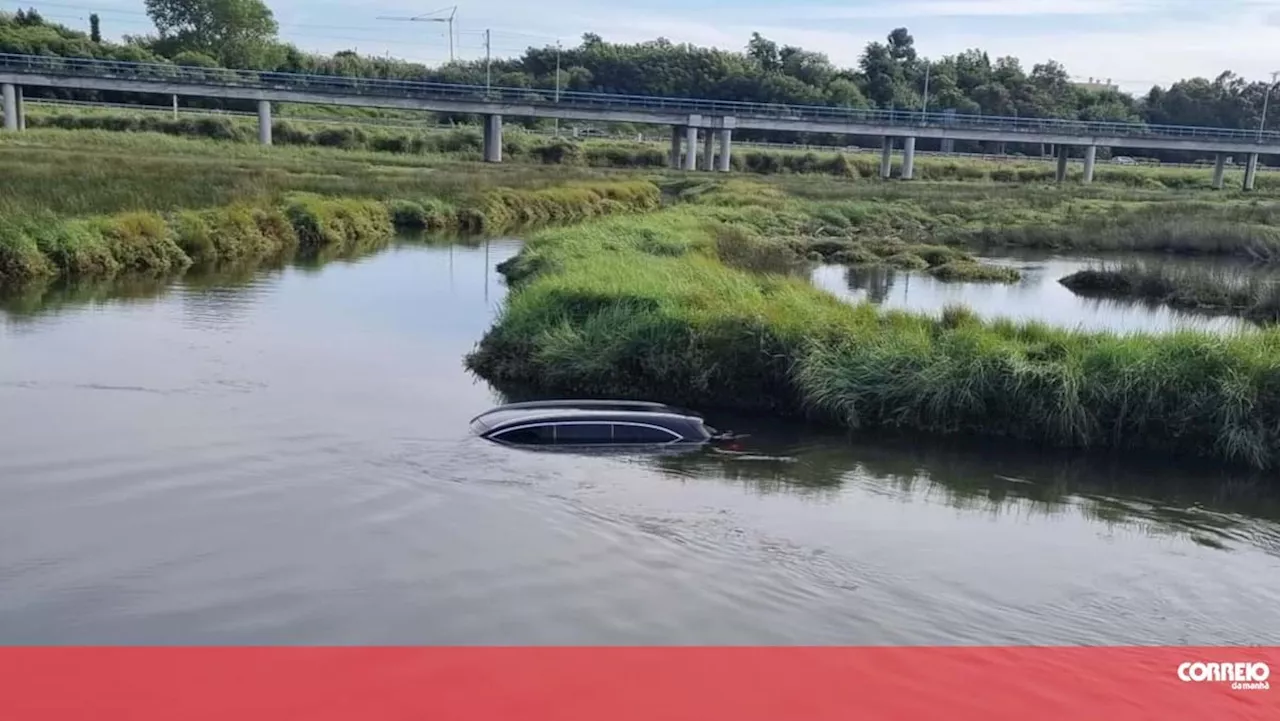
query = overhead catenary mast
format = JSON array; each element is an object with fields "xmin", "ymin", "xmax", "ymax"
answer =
[
  {"xmin": 377, "ymin": 6, "xmax": 458, "ymax": 63},
  {"xmin": 1259, "ymin": 70, "xmax": 1280, "ymax": 142}
]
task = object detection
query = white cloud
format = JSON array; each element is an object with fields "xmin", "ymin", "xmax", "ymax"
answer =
[
  {"xmin": 787, "ymin": 0, "xmax": 1164, "ymax": 21},
  {"xmin": 910, "ymin": 18, "xmax": 1280, "ymax": 90}
]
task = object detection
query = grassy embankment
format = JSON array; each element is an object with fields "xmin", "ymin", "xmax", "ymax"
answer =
[
  {"xmin": 1060, "ymin": 263, "xmax": 1280, "ymax": 323},
  {"xmin": 0, "ymin": 131, "xmax": 661, "ymax": 286},
  {"xmin": 467, "ymin": 179, "xmax": 1280, "ymax": 471},
  {"xmin": 19, "ymin": 106, "xmax": 1272, "ymax": 190}
]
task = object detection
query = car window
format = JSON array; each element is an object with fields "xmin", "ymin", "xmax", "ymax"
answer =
[
  {"xmin": 612, "ymin": 423, "xmax": 679, "ymax": 443},
  {"xmin": 493, "ymin": 425, "xmax": 555, "ymax": 444},
  {"xmin": 552, "ymin": 423, "xmax": 615, "ymax": 444}
]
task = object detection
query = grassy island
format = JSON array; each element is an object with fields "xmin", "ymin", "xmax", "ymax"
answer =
[
  {"xmin": 467, "ymin": 180, "xmax": 1280, "ymax": 471},
  {"xmin": 1060, "ymin": 263, "xmax": 1280, "ymax": 324}
]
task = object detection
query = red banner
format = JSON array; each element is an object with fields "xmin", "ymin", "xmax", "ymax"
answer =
[{"xmin": 0, "ymin": 647, "xmax": 1275, "ymax": 721}]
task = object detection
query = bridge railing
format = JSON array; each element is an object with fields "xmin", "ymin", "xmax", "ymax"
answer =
[{"xmin": 3, "ymin": 52, "xmax": 1280, "ymax": 144}]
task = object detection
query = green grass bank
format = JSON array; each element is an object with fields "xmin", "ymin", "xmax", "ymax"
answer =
[
  {"xmin": 0, "ymin": 180, "xmax": 660, "ymax": 286},
  {"xmin": 466, "ymin": 190, "xmax": 1280, "ymax": 471}
]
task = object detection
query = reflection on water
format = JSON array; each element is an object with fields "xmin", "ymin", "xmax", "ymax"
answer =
[
  {"xmin": 812, "ymin": 251, "xmax": 1261, "ymax": 333},
  {"xmin": 0, "ymin": 234, "xmax": 492, "ymax": 327},
  {"xmin": 2, "ymin": 237, "xmax": 1279, "ymax": 646},
  {"xmin": 642, "ymin": 420, "xmax": 1280, "ymax": 556}
]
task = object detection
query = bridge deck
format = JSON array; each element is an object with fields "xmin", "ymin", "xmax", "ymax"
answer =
[{"xmin": 2, "ymin": 53, "xmax": 1279, "ymax": 154}]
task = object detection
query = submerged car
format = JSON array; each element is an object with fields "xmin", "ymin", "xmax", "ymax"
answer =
[{"xmin": 469, "ymin": 399, "xmax": 721, "ymax": 447}]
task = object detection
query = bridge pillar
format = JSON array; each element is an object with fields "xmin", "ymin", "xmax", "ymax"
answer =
[
  {"xmin": 1, "ymin": 83, "xmax": 16, "ymax": 131},
  {"xmin": 702, "ymin": 129, "xmax": 714, "ymax": 171},
  {"xmin": 1082, "ymin": 145, "xmax": 1096, "ymax": 184},
  {"xmin": 900, "ymin": 137, "xmax": 916, "ymax": 180},
  {"xmin": 669, "ymin": 126, "xmax": 681, "ymax": 169},
  {"xmin": 683, "ymin": 123, "xmax": 698, "ymax": 171},
  {"xmin": 1055, "ymin": 146, "xmax": 1069, "ymax": 183},
  {"xmin": 257, "ymin": 100, "xmax": 272, "ymax": 145},
  {"xmin": 484, "ymin": 114, "xmax": 503, "ymax": 163},
  {"xmin": 1244, "ymin": 153, "xmax": 1258, "ymax": 191},
  {"xmin": 717, "ymin": 129, "xmax": 732, "ymax": 172},
  {"xmin": 879, "ymin": 136, "xmax": 892, "ymax": 179},
  {"xmin": 1212, "ymin": 153, "xmax": 1226, "ymax": 190}
]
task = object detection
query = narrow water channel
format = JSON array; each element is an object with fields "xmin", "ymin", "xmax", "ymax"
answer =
[
  {"xmin": 811, "ymin": 250, "xmax": 1261, "ymax": 333},
  {"xmin": 1, "ymin": 238, "xmax": 1278, "ymax": 645}
]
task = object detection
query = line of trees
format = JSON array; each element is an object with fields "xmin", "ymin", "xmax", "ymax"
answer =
[{"xmin": 2, "ymin": 1, "xmax": 1277, "ymax": 161}]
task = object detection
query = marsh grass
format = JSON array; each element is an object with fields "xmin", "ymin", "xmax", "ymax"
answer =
[
  {"xmin": 703, "ymin": 178, "xmax": 1280, "ymax": 265},
  {"xmin": 468, "ymin": 205, "xmax": 1280, "ymax": 471},
  {"xmin": 794, "ymin": 315, "xmax": 1280, "ymax": 469},
  {"xmin": 284, "ymin": 194, "xmax": 393, "ymax": 253},
  {"xmin": 927, "ymin": 261, "xmax": 1022, "ymax": 282},
  {"xmin": 466, "ymin": 181, "xmax": 661, "ymax": 233},
  {"xmin": 797, "ymin": 236, "xmax": 1020, "ymax": 282},
  {"xmin": 0, "ymin": 175, "xmax": 662, "ymax": 286},
  {"xmin": 1060, "ymin": 262, "xmax": 1280, "ymax": 323},
  {"xmin": 172, "ymin": 204, "xmax": 299, "ymax": 265},
  {"xmin": 0, "ymin": 130, "xmax": 645, "ymax": 216}
]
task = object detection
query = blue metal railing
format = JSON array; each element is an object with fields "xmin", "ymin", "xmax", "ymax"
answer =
[{"xmin": 3, "ymin": 52, "xmax": 1279, "ymax": 144}]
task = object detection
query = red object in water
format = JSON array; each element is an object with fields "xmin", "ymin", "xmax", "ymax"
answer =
[{"xmin": 0, "ymin": 647, "xmax": 1275, "ymax": 721}]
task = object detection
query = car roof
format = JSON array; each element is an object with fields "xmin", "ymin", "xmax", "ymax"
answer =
[
  {"xmin": 471, "ymin": 399, "xmax": 701, "ymax": 427},
  {"xmin": 481, "ymin": 410, "xmax": 701, "ymax": 433},
  {"xmin": 472, "ymin": 399, "xmax": 695, "ymax": 418},
  {"xmin": 470, "ymin": 400, "xmax": 701, "ymax": 431}
]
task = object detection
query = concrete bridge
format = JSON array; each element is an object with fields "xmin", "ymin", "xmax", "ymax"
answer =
[{"xmin": 3, "ymin": 52, "xmax": 1278, "ymax": 190}]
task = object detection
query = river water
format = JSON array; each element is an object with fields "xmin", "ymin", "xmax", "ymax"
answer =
[{"xmin": 2, "ymin": 238, "xmax": 1279, "ymax": 645}]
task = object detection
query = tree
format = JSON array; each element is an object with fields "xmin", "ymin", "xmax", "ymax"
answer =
[
  {"xmin": 13, "ymin": 8, "xmax": 43, "ymax": 26},
  {"xmin": 747, "ymin": 32, "xmax": 779, "ymax": 73},
  {"xmin": 859, "ymin": 42, "xmax": 901, "ymax": 108},
  {"xmin": 89, "ymin": 13, "xmax": 101, "ymax": 42},
  {"xmin": 825, "ymin": 77, "xmax": 868, "ymax": 108},
  {"xmin": 780, "ymin": 46, "xmax": 835, "ymax": 88},
  {"xmin": 887, "ymin": 28, "xmax": 916, "ymax": 63},
  {"xmin": 143, "ymin": 0, "xmax": 278, "ymax": 67}
]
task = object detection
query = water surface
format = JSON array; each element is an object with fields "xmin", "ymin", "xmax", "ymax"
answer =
[
  {"xmin": 811, "ymin": 250, "xmax": 1264, "ymax": 333},
  {"xmin": 2, "ymin": 238, "xmax": 1279, "ymax": 645}
]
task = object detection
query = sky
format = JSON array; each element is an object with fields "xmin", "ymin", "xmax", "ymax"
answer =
[{"xmin": 17, "ymin": 0, "xmax": 1280, "ymax": 93}]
